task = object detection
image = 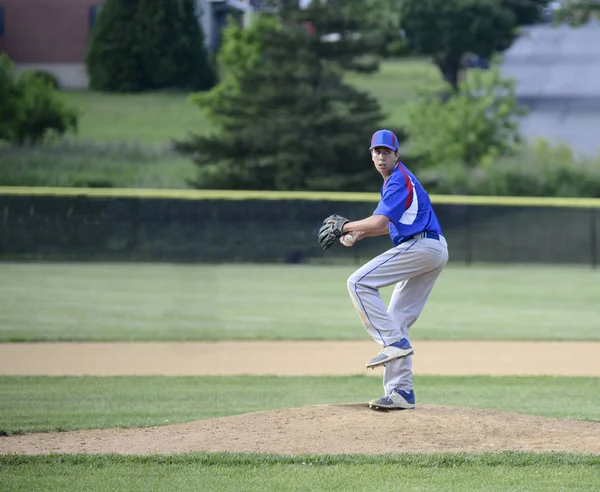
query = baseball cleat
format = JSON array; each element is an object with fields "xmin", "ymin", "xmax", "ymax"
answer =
[
  {"xmin": 369, "ymin": 389, "xmax": 416, "ymax": 411},
  {"xmin": 365, "ymin": 338, "xmax": 413, "ymax": 369}
]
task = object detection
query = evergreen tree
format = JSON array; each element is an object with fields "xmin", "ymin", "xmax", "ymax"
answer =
[
  {"xmin": 279, "ymin": 1, "xmax": 381, "ymax": 74},
  {"xmin": 86, "ymin": 0, "xmax": 215, "ymax": 92},
  {"xmin": 85, "ymin": 0, "xmax": 144, "ymax": 92},
  {"xmin": 174, "ymin": 14, "xmax": 390, "ymax": 191},
  {"xmin": 137, "ymin": 0, "xmax": 216, "ymax": 91},
  {"xmin": 0, "ymin": 54, "xmax": 21, "ymax": 141}
]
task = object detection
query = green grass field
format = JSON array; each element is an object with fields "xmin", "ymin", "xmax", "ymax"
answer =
[
  {"xmin": 0, "ymin": 262, "xmax": 597, "ymax": 342},
  {"xmin": 1, "ymin": 375, "xmax": 599, "ymax": 435},
  {"xmin": 2, "ymin": 261, "xmax": 599, "ymax": 490},
  {"xmin": 3, "ymin": 57, "xmax": 599, "ymax": 491},
  {"xmin": 1, "ymin": 375, "xmax": 599, "ymax": 490},
  {"xmin": 3, "ymin": 453, "xmax": 599, "ymax": 492}
]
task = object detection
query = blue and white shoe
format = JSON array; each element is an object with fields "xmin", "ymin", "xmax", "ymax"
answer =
[
  {"xmin": 369, "ymin": 389, "xmax": 416, "ymax": 411},
  {"xmin": 365, "ymin": 338, "xmax": 414, "ymax": 369}
]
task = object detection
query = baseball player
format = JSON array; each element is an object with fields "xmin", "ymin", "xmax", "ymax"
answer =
[{"xmin": 318, "ymin": 129, "xmax": 449, "ymax": 411}]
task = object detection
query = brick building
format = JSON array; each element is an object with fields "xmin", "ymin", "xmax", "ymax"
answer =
[
  {"xmin": 0, "ymin": 0, "xmax": 253, "ymax": 89},
  {"xmin": 0, "ymin": 0, "xmax": 101, "ymax": 88}
]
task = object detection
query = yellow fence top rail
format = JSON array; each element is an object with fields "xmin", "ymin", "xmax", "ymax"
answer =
[{"xmin": 0, "ymin": 187, "xmax": 599, "ymax": 208}]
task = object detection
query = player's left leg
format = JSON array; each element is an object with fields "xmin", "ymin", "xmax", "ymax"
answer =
[
  {"xmin": 369, "ymin": 258, "xmax": 447, "ymax": 411},
  {"xmin": 347, "ymin": 241, "xmax": 432, "ymax": 349},
  {"xmin": 350, "ymin": 236, "xmax": 448, "ymax": 372}
]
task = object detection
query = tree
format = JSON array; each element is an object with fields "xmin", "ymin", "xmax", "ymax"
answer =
[
  {"xmin": 338, "ymin": 0, "xmax": 411, "ymax": 58},
  {"xmin": 405, "ymin": 68, "xmax": 527, "ymax": 169},
  {"xmin": 86, "ymin": 0, "xmax": 215, "ymax": 92},
  {"xmin": 501, "ymin": 0, "xmax": 548, "ymax": 26},
  {"xmin": 0, "ymin": 55, "xmax": 21, "ymax": 142},
  {"xmin": 399, "ymin": 0, "xmax": 515, "ymax": 90},
  {"xmin": 0, "ymin": 54, "xmax": 78, "ymax": 145},
  {"xmin": 554, "ymin": 1, "xmax": 600, "ymax": 25},
  {"xmin": 86, "ymin": 0, "xmax": 144, "ymax": 92},
  {"xmin": 398, "ymin": 0, "xmax": 549, "ymax": 90},
  {"xmin": 174, "ymin": 14, "xmax": 389, "ymax": 191},
  {"xmin": 136, "ymin": 0, "xmax": 215, "ymax": 90},
  {"xmin": 278, "ymin": 1, "xmax": 382, "ymax": 73}
]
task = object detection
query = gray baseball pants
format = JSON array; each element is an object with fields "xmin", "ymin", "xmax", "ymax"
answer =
[{"xmin": 347, "ymin": 235, "xmax": 449, "ymax": 396}]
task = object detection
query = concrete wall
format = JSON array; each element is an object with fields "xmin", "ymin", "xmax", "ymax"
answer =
[
  {"xmin": 13, "ymin": 63, "xmax": 89, "ymax": 89},
  {"xmin": 502, "ymin": 22, "xmax": 600, "ymax": 156}
]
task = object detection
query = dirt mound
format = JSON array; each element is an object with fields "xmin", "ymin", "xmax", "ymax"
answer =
[{"xmin": 2, "ymin": 404, "xmax": 599, "ymax": 456}]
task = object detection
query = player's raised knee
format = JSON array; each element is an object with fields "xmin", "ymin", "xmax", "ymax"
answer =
[{"xmin": 347, "ymin": 274, "xmax": 360, "ymax": 292}]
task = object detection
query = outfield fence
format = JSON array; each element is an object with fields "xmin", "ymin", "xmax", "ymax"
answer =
[{"xmin": 0, "ymin": 187, "xmax": 598, "ymax": 267}]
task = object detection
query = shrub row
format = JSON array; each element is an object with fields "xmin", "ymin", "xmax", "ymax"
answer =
[{"xmin": 3, "ymin": 140, "xmax": 600, "ymax": 198}]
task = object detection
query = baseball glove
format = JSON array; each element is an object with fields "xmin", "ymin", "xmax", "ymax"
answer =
[{"xmin": 318, "ymin": 214, "xmax": 349, "ymax": 251}]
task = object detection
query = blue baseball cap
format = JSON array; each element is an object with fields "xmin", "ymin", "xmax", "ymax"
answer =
[{"xmin": 369, "ymin": 129, "xmax": 399, "ymax": 151}]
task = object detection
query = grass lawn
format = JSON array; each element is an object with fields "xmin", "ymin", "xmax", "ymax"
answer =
[
  {"xmin": 0, "ymin": 263, "xmax": 597, "ymax": 342},
  {"xmin": 0, "ymin": 145, "xmax": 196, "ymax": 189},
  {"xmin": 59, "ymin": 91, "xmax": 212, "ymax": 144},
  {"xmin": 1, "ymin": 375, "xmax": 599, "ymax": 434},
  {"xmin": 2, "ymin": 374, "xmax": 599, "ymax": 490},
  {"xmin": 0, "ymin": 59, "xmax": 445, "ymax": 189},
  {"xmin": 345, "ymin": 57, "xmax": 444, "ymax": 129},
  {"xmin": 2, "ymin": 453, "xmax": 599, "ymax": 492},
  {"xmin": 57, "ymin": 59, "xmax": 442, "ymax": 144}
]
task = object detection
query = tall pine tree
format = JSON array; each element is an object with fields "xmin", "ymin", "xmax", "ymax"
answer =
[
  {"xmin": 279, "ymin": 1, "xmax": 381, "ymax": 74},
  {"xmin": 86, "ymin": 0, "xmax": 144, "ymax": 92},
  {"xmin": 174, "ymin": 14, "xmax": 389, "ymax": 191},
  {"xmin": 137, "ymin": 0, "xmax": 216, "ymax": 91},
  {"xmin": 86, "ymin": 0, "xmax": 214, "ymax": 92}
]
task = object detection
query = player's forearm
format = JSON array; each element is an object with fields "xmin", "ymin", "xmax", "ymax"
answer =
[
  {"xmin": 361, "ymin": 225, "xmax": 389, "ymax": 237},
  {"xmin": 342, "ymin": 215, "xmax": 389, "ymax": 234}
]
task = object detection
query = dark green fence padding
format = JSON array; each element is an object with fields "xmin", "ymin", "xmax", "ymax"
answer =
[{"xmin": 0, "ymin": 188, "xmax": 598, "ymax": 266}]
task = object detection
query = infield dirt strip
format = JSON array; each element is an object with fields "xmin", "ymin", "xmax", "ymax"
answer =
[{"xmin": 1, "ymin": 341, "xmax": 600, "ymax": 456}]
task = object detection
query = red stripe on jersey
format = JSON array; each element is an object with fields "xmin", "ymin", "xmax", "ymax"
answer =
[{"xmin": 397, "ymin": 164, "xmax": 413, "ymax": 209}]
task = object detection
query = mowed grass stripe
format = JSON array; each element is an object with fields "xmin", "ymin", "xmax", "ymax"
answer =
[
  {"xmin": 9, "ymin": 451, "xmax": 599, "ymax": 467},
  {"xmin": 1, "ymin": 375, "xmax": 599, "ymax": 435},
  {"xmin": 1, "ymin": 452, "xmax": 599, "ymax": 492},
  {"xmin": 0, "ymin": 263, "xmax": 598, "ymax": 342}
]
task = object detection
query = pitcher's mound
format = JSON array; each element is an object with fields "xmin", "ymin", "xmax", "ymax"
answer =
[{"xmin": 2, "ymin": 404, "xmax": 599, "ymax": 456}]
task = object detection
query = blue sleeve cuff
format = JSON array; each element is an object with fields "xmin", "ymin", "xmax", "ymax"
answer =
[{"xmin": 373, "ymin": 206, "xmax": 393, "ymax": 221}]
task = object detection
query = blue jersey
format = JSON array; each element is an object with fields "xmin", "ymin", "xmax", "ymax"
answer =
[{"xmin": 372, "ymin": 162, "xmax": 443, "ymax": 247}]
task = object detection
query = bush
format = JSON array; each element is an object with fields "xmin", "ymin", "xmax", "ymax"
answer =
[
  {"xmin": 384, "ymin": 38, "xmax": 411, "ymax": 57},
  {"xmin": 474, "ymin": 140, "xmax": 600, "ymax": 197},
  {"xmin": 420, "ymin": 140, "xmax": 600, "ymax": 198},
  {"xmin": 0, "ymin": 54, "xmax": 79, "ymax": 145},
  {"xmin": 29, "ymin": 70, "xmax": 60, "ymax": 89},
  {"xmin": 11, "ymin": 72, "xmax": 79, "ymax": 145},
  {"xmin": 406, "ymin": 68, "xmax": 527, "ymax": 169}
]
